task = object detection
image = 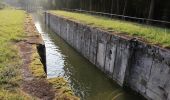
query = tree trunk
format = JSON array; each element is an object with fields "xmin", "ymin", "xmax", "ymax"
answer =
[
  {"xmin": 148, "ymin": 0, "xmax": 155, "ymax": 19},
  {"xmin": 116, "ymin": 0, "xmax": 120, "ymax": 14},
  {"xmin": 123, "ymin": 0, "xmax": 128, "ymax": 15},
  {"xmin": 111, "ymin": 0, "xmax": 114, "ymax": 14},
  {"xmin": 90, "ymin": 0, "xmax": 92, "ymax": 11}
]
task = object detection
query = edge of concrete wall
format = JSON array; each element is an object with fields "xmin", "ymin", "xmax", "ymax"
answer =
[{"xmin": 36, "ymin": 37, "xmax": 46, "ymax": 73}]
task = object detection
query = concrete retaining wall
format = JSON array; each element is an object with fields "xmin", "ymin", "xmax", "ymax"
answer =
[
  {"xmin": 45, "ymin": 12, "xmax": 170, "ymax": 100},
  {"xmin": 37, "ymin": 43, "xmax": 46, "ymax": 73}
]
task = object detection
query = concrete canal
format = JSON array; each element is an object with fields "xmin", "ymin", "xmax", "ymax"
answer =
[{"xmin": 32, "ymin": 13, "xmax": 144, "ymax": 100}]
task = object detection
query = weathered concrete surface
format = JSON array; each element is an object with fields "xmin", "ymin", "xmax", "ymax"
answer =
[
  {"xmin": 126, "ymin": 42, "xmax": 170, "ymax": 100},
  {"xmin": 45, "ymin": 12, "xmax": 170, "ymax": 100}
]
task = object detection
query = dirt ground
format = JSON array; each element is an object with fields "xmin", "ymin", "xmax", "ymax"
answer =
[{"xmin": 17, "ymin": 15, "xmax": 55, "ymax": 100}]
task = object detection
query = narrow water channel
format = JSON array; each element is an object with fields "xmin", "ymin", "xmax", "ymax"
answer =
[{"xmin": 32, "ymin": 12, "xmax": 144, "ymax": 100}]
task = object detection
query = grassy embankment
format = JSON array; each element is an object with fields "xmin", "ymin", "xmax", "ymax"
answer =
[
  {"xmin": 51, "ymin": 10, "xmax": 170, "ymax": 48},
  {"xmin": 0, "ymin": 9, "xmax": 33, "ymax": 99},
  {"xmin": 0, "ymin": 9, "xmax": 79, "ymax": 100}
]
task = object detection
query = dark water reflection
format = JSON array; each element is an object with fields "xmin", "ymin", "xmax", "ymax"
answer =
[{"xmin": 32, "ymin": 13, "xmax": 144, "ymax": 100}]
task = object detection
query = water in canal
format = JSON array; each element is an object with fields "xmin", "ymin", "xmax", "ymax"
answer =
[{"xmin": 32, "ymin": 13, "xmax": 144, "ymax": 100}]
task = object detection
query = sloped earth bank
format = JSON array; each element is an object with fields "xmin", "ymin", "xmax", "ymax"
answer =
[{"xmin": 17, "ymin": 14, "xmax": 79, "ymax": 100}]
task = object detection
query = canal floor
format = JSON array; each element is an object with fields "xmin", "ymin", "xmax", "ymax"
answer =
[{"xmin": 32, "ymin": 13, "xmax": 144, "ymax": 100}]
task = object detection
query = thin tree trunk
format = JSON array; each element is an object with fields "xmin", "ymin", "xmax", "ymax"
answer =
[
  {"xmin": 148, "ymin": 0, "xmax": 155, "ymax": 19},
  {"xmin": 111, "ymin": 0, "xmax": 114, "ymax": 14},
  {"xmin": 79, "ymin": 0, "xmax": 81, "ymax": 9},
  {"xmin": 116, "ymin": 0, "xmax": 120, "ymax": 14},
  {"xmin": 90, "ymin": 0, "xmax": 92, "ymax": 11},
  {"xmin": 123, "ymin": 0, "xmax": 128, "ymax": 15}
]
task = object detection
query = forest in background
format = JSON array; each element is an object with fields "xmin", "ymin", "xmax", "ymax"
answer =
[
  {"xmin": 45, "ymin": 0, "xmax": 170, "ymax": 22},
  {"xmin": 3, "ymin": 0, "xmax": 170, "ymax": 24}
]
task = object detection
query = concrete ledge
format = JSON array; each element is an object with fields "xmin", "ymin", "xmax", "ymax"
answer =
[{"xmin": 45, "ymin": 12, "xmax": 170, "ymax": 100}]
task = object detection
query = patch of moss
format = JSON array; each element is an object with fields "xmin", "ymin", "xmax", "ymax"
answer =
[
  {"xmin": 0, "ymin": 88, "xmax": 35, "ymax": 100},
  {"xmin": 30, "ymin": 45, "xmax": 46, "ymax": 78},
  {"xmin": 48, "ymin": 78, "xmax": 80, "ymax": 100}
]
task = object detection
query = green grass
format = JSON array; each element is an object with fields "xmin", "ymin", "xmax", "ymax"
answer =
[
  {"xmin": 0, "ymin": 9, "xmax": 30, "ymax": 99},
  {"xmin": 51, "ymin": 10, "xmax": 170, "ymax": 48},
  {"xmin": 48, "ymin": 78, "xmax": 79, "ymax": 100}
]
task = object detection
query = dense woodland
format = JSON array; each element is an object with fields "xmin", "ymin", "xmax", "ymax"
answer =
[
  {"xmin": 3, "ymin": 0, "xmax": 170, "ymax": 22},
  {"xmin": 45, "ymin": 0, "xmax": 170, "ymax": 22}
]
